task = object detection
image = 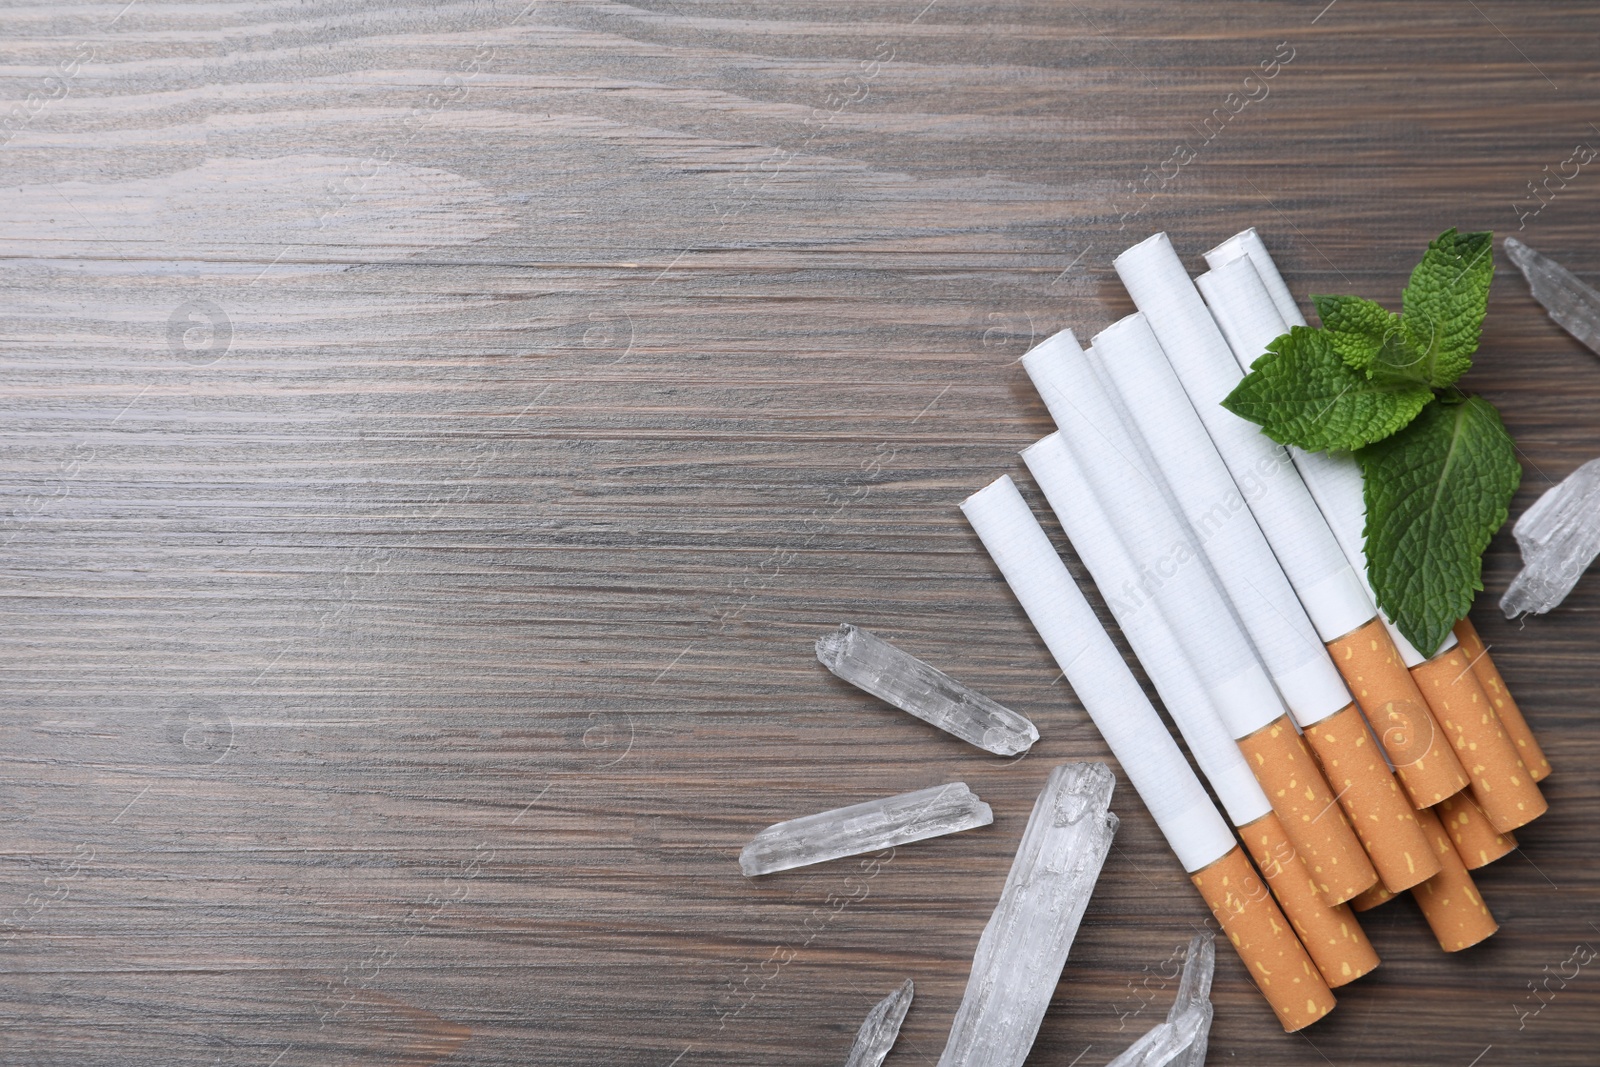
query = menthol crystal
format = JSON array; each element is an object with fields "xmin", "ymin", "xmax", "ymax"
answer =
[
  {"xmin": 1505, "ymin": 237, "xmax": 1600, "ymax": 357},
  {"xmin": 842, "ymin": 979, "xmax": 914, "ymax": 1067},
  {"xmin": 1501, "ymin": 455, "xmax": 1600, "ymax": 616},
  {"xmin": 816, "ymin": 624, "xmax": 1038, "ymax": 756},
  {"xmin": 937, "ymin": 762, "xmax": 1117, "ymax": 1067},
  {"xmin": 739, "ymin": 782, "xmax": 993, "ymax": 877},
  {"xmin": 1105, "ymin": 933, "xmax": 1215, "ymax": 1067}
]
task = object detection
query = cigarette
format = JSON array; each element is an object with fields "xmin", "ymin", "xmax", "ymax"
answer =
[
  {"xmin": 1240, "ymin": 810, "xmax": 1379, "ymax": 988},
  {"xmin": 1301, "ymin": 706, "xmax": 1437, "ymax": 892},
  {"xmin": 962, "ymin": 475, "xmax": 1336, "ymax": 1030},
  {"xmin": 1023, "ymin": 432, "xmax": 1379, "ymax": 984},
  {"xmin": 1452, "ymin": 618, "xmax": 1550, "ymax": 781},
  {"xmin": 1202, "ymin": 229, "xmax": 1459, "ymax": 664},
  {"xmin": 1022, "ymin": 434, "xmax": 1276, "ymax": 833},
  {"xmin": 1435, "ymin": 791, "xmax": 1518, "ymax": 870},
  {"xmin": 1410, "ymin": 806, "xmax": 1500, "ymax": 952},
  {"xmin": 1023, "ymin": 335, "xmax": 1377, "ymax": 906},
  {"xmin": 1410, "ymin": 648, "xmax": 1547, "ymax": 832},
  {"xmin": 1120, "ymin": 235, "xmax": 1374, "ymax": 648},
  {"xmin": 1190, "ymin": 845, "xmax": 1338, "ymax": 1031},
  {"xmin": 1202, "ymin": 231, "xmax": 1548, "ymax": 829},
  {"xmin": 1083, "ymin": 306, "xmax": 1438, "ymax": 896},
  {"xmin": 1323, "ymin": 618, "xmax": 1467, "ymax": 806},
  {"xmin": 1192, "ymin": 251, "xmax": 1471, "ymax": 807},
  {"xmin": 1090, "ymin": 310, "xmax": 1348, "ymax": 730}
]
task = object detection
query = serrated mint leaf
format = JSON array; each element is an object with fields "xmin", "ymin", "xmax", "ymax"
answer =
[
  {"xmin": 1400, "ymin": 229, "xmax": 1494, "ymax": 388},
  {"xmin": 1312, "ymin": 294, "xmax": 1404, "ymax": 370},
  {"xmin": 1358, "ymin": 395, "xmax": 1521, "ymax": 656},
  {"xmin": 1220, "ymin": 325, "xmax": 1435, "ymax": 451}
]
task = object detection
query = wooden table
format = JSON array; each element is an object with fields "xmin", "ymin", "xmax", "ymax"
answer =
[{"xmin": 3, "ymin": 2, "xmax": 1597, "ymax": 1063}]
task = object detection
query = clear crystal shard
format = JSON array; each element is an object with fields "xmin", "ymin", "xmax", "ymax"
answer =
[
  {"xmin": 1164, "ymin": 933, "xmax": 1215, "ymax": 1067},
  {"xmin": 842, "ymin": 979, "xmax": 914, "ymax": 1067},
  {"xmin": 740, "ymin": 783, "xmax": 993, "ymax": 877},
  {"xmin": 1501, "ymin": 455, "xmax": 1600, "ymax": 616},
  {"xmin": 1104, "ymin": 1022, "xmax": 1184, "ymax": 1067},
  {"xmin": 937, "ymin": 762, "xmax": 1118, "ymax": 1067},
  {"xmin": 1105, "ymin": 933, "xmax": 1215, "ymax": 1067},
  {"xmin": 817, "ymin": 624, "xmax": 1039, "ymax": 756},
  {"xmin": 1505, "ymin": 237, "xmax": 1600, "ymax": 357}
]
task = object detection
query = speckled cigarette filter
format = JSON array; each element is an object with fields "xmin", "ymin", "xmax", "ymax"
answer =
[
  {"xmin": 1436, "ymin": 791, "xmax": 1517, "ymax": 870},
  {"xmin": 1324, "ymin": 618, "xmax": 1469, "ymax": 807},
  {"xmin": 1235, "ymin": 716, "xmax": 1378, "ymax": 906},
  {"xmin": 1299, "ymin": 703, "xmax": 1440, "ymax": 894},
  {"xmin": 1411, "ymin": 806, "xmax": 1499, "ymax": 952},
  {"xmin": 1453, "ymin": 618, "xmax": 1550, "ymax": 781},
  {"xmin": 1239, "ymin": 811, "xmax": 1379, "ymax": 988},
  {"xmin": 1410, "ymin": 649, "xmax": 1547, "ymax": 833},
  {"xmin": 1190, "ymin": 845, "xmax": 1337, "ymax": 1031}
]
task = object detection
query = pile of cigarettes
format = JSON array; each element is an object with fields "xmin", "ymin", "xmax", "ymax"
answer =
[{"xmin": 962, "ymin": 229, "xmax": 1549, "ymax": 1031}]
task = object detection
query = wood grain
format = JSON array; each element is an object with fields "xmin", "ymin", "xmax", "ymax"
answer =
[{"xmin": 3, "ymin": 2, "xmax": 1598, "ymax": 1064}]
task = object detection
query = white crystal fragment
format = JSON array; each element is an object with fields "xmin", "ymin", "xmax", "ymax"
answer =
[
  {"xmin": 817, "ymin": 624, "xmax": 1039, "ymax": 756},
  {"xmin": 1105, "ymin": 933, "xmax": 1215, "ymax": 1067},
  {"xmin": 1505, "ymin": 237, "xmax": 1600, "ymax": 356},
  {"xmin": 740, "ymin": 783, "xmax": 993, "ymax": 877},
  {"xmin": 1103, "ymin": 1020, "xmax": 1186, "ymax": 1067},
  {"xmin": 842, "ymin": 979, "xmax": 914, "ymax": 1067},
  {"xmin": 937, "ymin": 762, "xmax": 1118, "ymax": 1067},
  {"xmin": 1163, "ymin": 933, "xmax": 1215, "ymax": 1067},
  {"xmin": 1502, "ymin": 456, "xmax": 1600, "ymax": 616}
]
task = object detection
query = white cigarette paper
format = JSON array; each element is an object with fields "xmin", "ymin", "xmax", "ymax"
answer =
[
  {"xmin": 1089, "ymin": 308, "xmax": 1352, "ymax": 727},
  {"xmin": 1022, "ymin": 433, "xmax": 1274, "ymax": 828},
  {"xmin": 1122, "ymin": 235, "xmax": 1373, "ymax": 642},
  {"xmin": 961, "ymin": 475, "xmax": 1236, "ymax": 872},
  {"xmin": 1201, "ymin": 230, "xmax": 1455, "ymax": 663},
  {"xmin": 1021, "ymin": 330, "xmax": 1285, "ymax": 741}
]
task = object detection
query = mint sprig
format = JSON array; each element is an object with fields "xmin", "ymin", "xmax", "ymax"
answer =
[
  {"xmin": 1399, "ymin": 229, "xmax": 1494, "ymax": 388},
  {"xmin": 1221, "ymin": 229, "xmax": 1521, "ymax": 656},
  {"xmin": 1222, "ymin": 326, "xmax": 1433, "ymax": 451}
]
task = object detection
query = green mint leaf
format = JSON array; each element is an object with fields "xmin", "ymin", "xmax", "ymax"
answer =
[
  {"xmin": 1312, "ymin": 294, "xmax": 1403, "ymax": 370},
  {"xmin": 1399, "ymin": 228, "xmax": 1494, "ymax": 388},
  {"xmin": 1220, "ymin": 325, "xmax": 1435, "ymax": 451},
  {"xmin": 1358, "ymin": 395, "xmax": 1521, "ymax": 656}
]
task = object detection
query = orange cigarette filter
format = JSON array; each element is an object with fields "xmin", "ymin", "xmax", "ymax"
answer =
[
  {"xmin": 1435, "ymin": 791, "xmax": 1517, "ymax": 870},
  {"xmin": 1349, "ymin": 881, "xmax": 1395, "ymax": 912},
  {"xmin": 1240, "ymin": 810, "xmax": 1379, "ymax": 988},
  {"xmin": 1411, "ymin": 806, "xmax": 1499, "ymax": 952},
  {"xmin": 1191, "ymin": 844, "xmax": 1338, "ymax": 1031},
  {"xmin": 1301, "ymin": 703, "xmax": 1440, "ymax": 893},
  {"xmin": 1411, "ymin": 649, "xmax": 1547, "ymax": 833},
  {"xmin": 1236, "ymin": 714, "xmax": 1378, "ymax": 907},
  {"xmin": 1453, "ymin": 618, "xmax": 1551, "ymax": 782},
  {"xmin": 1326, "ymin": 618, "xmax": 1470, "ymax": 806}
]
